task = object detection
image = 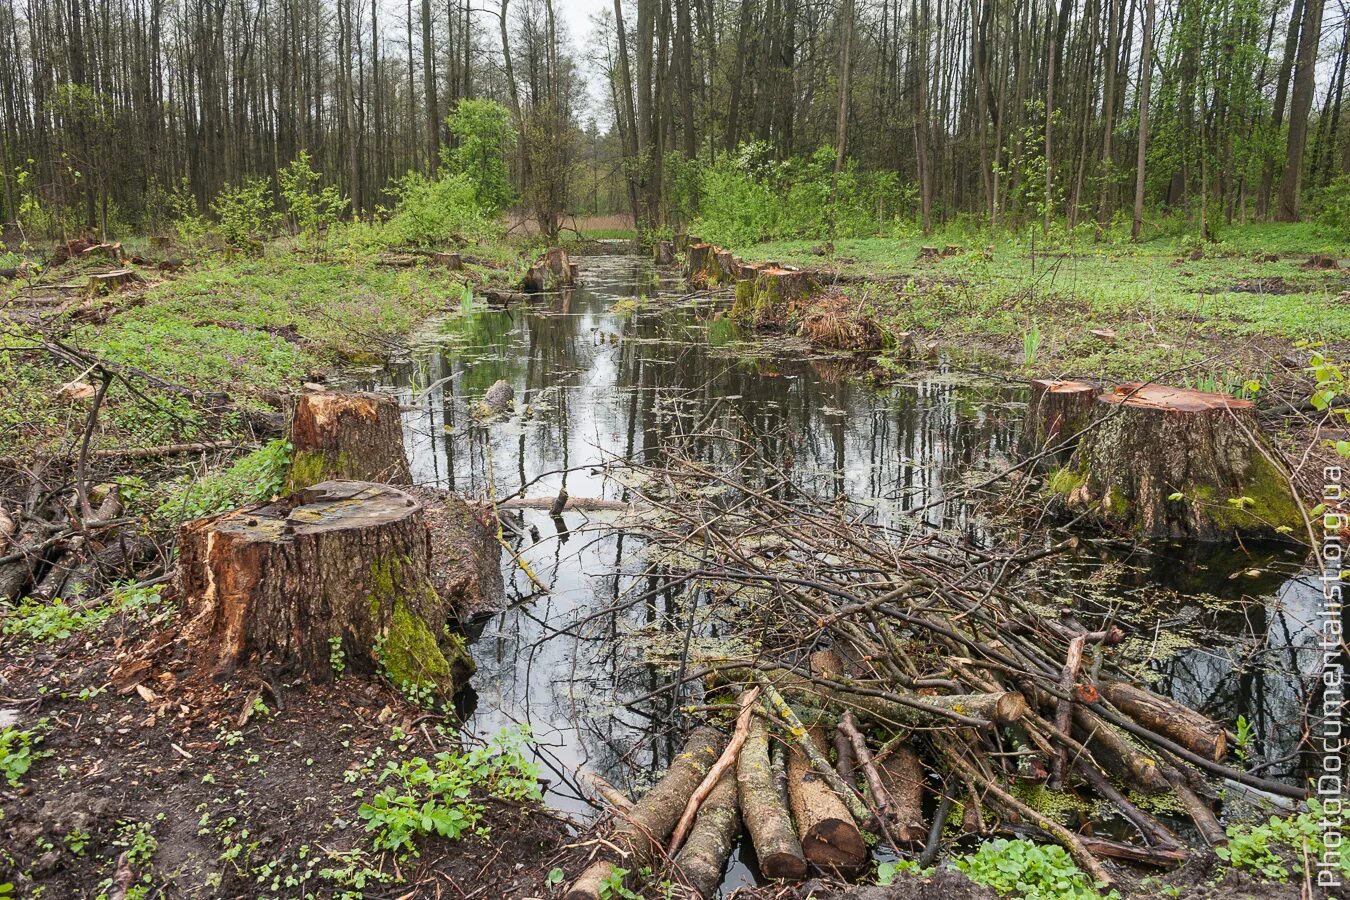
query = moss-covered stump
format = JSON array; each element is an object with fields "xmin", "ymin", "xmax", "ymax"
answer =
[
  {"xmin": 178, "ymin": 481, "xmax": 473, "ymax": 695},
  {"xmin": 686, "ymin": 242, "xmax": 714, "ymax": 281},
  {"xmin": 686, "ymin": 243, "xmax": 739, "ymax": 287},
  {"xmin": 288, "ymin": 390, "xmax": 411, "ymax": 490},
  {"xmin": 1058, "ymin": 383, "xmax": 1304, "ymax": 541},
  {"xmin": 731, "ymin": 267, "xmax": 819, "ymax": 324},
  {"xmin": 1025, "ymin": 379, "xmax": 1099, "ymax": 463},
  {"xmin": 521, "ymin": 247, "xmax": 577, "ymax": 292}
]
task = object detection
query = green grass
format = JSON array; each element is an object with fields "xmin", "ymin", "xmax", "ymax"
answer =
[{"xmin": 735, "ymin": 223, "xmax": 1350, "ymax": 382}]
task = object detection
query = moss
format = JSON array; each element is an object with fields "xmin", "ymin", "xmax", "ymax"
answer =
[
  {"xmin": 1192, "ymin": 452, "xmax": 1305, "ymax": 539},
  {"xmin": 1045, "ymin": 465, "xmax": 1087, "ymax": 496},
  {"xmin": 380, "ymin": 597, "xmax": 455, "ymax": 691},
  {"xmin": 1105, "ymin": 486, "xmax": 1129, "ymax": 515},
  {"xmin": 287, "ymin": 448, "xmax": 353, "ymax": 491}
]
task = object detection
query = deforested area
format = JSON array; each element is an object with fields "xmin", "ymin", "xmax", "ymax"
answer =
[{"xmin": 1, "ymin": 0, "xmax": 1348, "ymax": 897}]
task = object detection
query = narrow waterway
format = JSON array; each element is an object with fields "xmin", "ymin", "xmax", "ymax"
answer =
[{"xmin": 351, "ymin": 253, "xmax": 1320, "ymax": 891}]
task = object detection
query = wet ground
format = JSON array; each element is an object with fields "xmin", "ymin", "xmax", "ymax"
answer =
[{"xmin": 350, "ymin": 254, "xmax": 1322, "ymax": 892}]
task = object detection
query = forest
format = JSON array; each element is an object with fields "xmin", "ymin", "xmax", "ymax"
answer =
[{"xmin": 1, "ymin": 0, "xmax": 1349, "ymax": 899}]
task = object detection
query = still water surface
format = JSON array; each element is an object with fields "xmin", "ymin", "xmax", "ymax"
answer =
[{"xmin": 352, "ymin": 253, "xmax": 1319, "ymax": 888}]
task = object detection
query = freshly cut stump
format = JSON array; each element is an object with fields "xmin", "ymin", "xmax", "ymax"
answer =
[
  {"xmin": 288, "ymin": 391, "xmax": 411, "ymax": 490},
  {"xmin": 672, "ymin": 771, "xmax": 742, "ymax": 898},
  {"xmin": 1059, "ymin": 383, "xmax": 1303, "ymax": 541},
  {"xmin": 565, "ymin": 728, "xmax": 725, "ymax": 900},
  {"xmin": 178, "ymin": 481, "xmax": 471, "ymax": 694},
  {"xmin": 786, "ymin": 727, "xmax": 867, "ymax": 874},
  {"xmin": 1025, "ymin": 379, "xmax": 1098, "ymax": 462},
  {"xmin": 737, "ymin": 717, "xmax": 808, "ymax": 879},
  {"xmin": 522, "ymin": 247, "xmax": 577, "ymax": 292}
]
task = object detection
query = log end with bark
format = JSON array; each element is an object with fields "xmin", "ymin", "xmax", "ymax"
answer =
[
  {"xmin": 177, "ymin": 480, "xmax": 473, "ymax": 695},
  {"xmin": 287, "ymin": 390, "xmax": 412, "ymax": 490},
  {"xmin": 737, "ymin": 717, "xmax": 808, "ymax": 879},
  {"xmin": 1056, "ymin": 383, "xmax": 1304, "ymax": 541},
  {"xmin": 786, "ymin": 728, "xmax": 868, "ymax": 874}
]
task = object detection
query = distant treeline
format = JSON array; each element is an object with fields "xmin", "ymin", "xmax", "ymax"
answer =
[{"xmin": 0, "ymin": 0, "xmax": 1346, "ymax": 240}]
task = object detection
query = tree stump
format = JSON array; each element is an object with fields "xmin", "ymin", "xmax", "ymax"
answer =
[
  {"xmin": 177, "ymin": 481, "xmax": 473, "ymax": 694},
  {"xmin": 85, "ymin": 269, "xmax": 143, "ymax": 296},
  {"xmin": 522, "ymin": 247, "xmax": 576, "ymax": 292},
  {"xmin": 686, "ymin": 243, "xmax": 714, "ymax": 280},
  {"xmin": 1057, "ymin": 383, "xmax": 1304, "ymax": 540},
  {"xmin": 1025, "ymin": 379, "xmax": 1099, "ymax": 462},
  {"xmin": 430, "ymin": 251, "xmax": 462, "ymax": 270},
  {"xmin": 288, "ymin": 391, "xmax": 412, "ymax": 490},
  {"xmin": 731, "ymin": 267, "xmax": 818, "ymax": 324},
  {"xmin": 654, "ymin": 240, "xmax": 676, "ymax": 266}
]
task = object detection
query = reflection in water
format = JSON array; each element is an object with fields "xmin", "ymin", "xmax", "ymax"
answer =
[{"xmin": 353, "ymin": 256, "xmax": 1316, "ymax": 872}]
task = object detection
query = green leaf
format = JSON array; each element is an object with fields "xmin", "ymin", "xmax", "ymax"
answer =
[{"xmin": 1168, "ymin": 492, "xmax": 1185, "ymax": 501}]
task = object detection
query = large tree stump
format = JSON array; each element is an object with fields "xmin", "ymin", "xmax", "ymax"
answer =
[
  {"xmin": 731, "ymin": 267, "xmax": 818, "ymax": 324},
  {"xmin": 1025, "ymin": 379, "xmax": 1099, "ymax": 462},
  {"xmin": 177, "ymin": 481, "xmax": 473, "ymax": 694},
  {"xmin": 654, "ymin": 240, "xmax": 676, "ymax": 266},
  {"xmin": 1056, "ymin": 383, "xmax": 1304, "ymax": 541},
  {"xmin": 288, "ymin": 391, "xmax": 411, "ymax": 490},
  {"xmin": 521, "ymin": 247, "xmax": 577, "ymax": 292}
]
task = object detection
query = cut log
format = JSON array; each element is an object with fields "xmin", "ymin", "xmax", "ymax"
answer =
[
  {"xmin": 1164, "ymin": 766, "xmax": 1227, "ymax": 847},
  {"xmin": 565, "ymin": 727, "xmax": 725, "ymax": 900},
  {"xmin": 874, "ymin": 740, "xmax": 927, "ymax": 845},
  {"xmin": 1059, "ymin": 383, "xmax": 1305, "ymax": 540},
  {"xmin": 672, "ymin": 772, "xmax": 741, "ymax": 899},
  {"xmin": 1097, "ymin": 679, "xmax": 1227, "ymax": 761},
  {"xmin": 1025, "ymin": 379, "xmax": 1098, "ymax": 461},
  {"xmin": 177, "ymin": 481, "xmax": 473, "ymax": 694},
  {"xmin": 714, "ymin": 665, "xmax": 1023, "ymax": 728},
  {"xmin": 736, "ymin": 716, "xmax": 808, "ymax": 880},
  {"xmin": 786, "ymin": 727, "xmax": 868, "ymax": 873},
  {"xmin": 1071, "ymin": 706, "xmax": 1171, "ymax": 795},
  {"xmin": 287, "ymin": 391, "xmax": 412, "ymax": 490},
  {"xmin": 654, "ymin": 240, "xmax": 676, "ymax": 266}
]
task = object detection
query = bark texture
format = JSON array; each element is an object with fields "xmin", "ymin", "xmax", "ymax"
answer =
[
  {"xmin": 875, "ymin": 742, "xmax": 927, "ymax": 844},
  {"xmin": 1059, "ymin": 383, "xmax": 1303, "ymax": 540},
  {"xmin": 786, "ymin": 727, "xmax": 867, "ymax": 873},
  {"xmin": 288, "ymin": 391, "xmax": 412, "ymax": 490},
  {"xmin": 565, "ymin": 727, "xmax": 725, "ymax": 900},
  {"xmin": 1025, "ymin": 379, "xmax": 1098, "ymax": 461},
  {"xmin": 178, "ymin": 481, "xmax": 472, "ymax": 694},
  {"xmin": 1098, "ymin": 679, "xmax": 1227, "ymax": 761},
  {"xmin": 736, "ymin": 716, "xmax": 808, "ymax": 879},
  {"xmin": 672, "ymin": 771, "xmax": 741, "ymax": 898}
]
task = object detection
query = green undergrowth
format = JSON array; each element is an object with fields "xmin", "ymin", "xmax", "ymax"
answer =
[
  {"xmin": 732, "ymin": 223, "xmax": 1350, "ymax": 381},
  {"xmin": 356, "ymin": 726, "xmax": 541, "ymax": 856},
  {"xmin": 151, "ymin": 439, "xmax": 292, "ymax": 524},
  {"xmin": 1, "ymin": 583, "xmax": 168, "ymax": 644}
]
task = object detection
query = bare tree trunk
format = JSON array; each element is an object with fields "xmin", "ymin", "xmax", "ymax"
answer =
[
  {"xmin": 1277, "ymin": 0, "xmax": 1325, "ymax": 221},
  {"xmin": 1131, "ymin": 0, "xmax": 1155, "ymax": 241}
]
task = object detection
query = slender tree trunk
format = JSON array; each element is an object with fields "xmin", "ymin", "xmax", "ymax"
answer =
[
  {"xmin": 833, "ymin": 0, "xmax": 854, "ymax": 173},
  {"xmin": 1277, "ymin": 0, "xmax": 1325, "ymax": 220},
  {"xmin": 1131, "ymin": 0, "xmax": 1154, "ymax": 240}
]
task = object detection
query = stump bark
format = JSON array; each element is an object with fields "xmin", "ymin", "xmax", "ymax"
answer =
[
  {"xmin": 654, "ymin": 240, "xmax": 676, "ymax": 266},
  {"xmin": 1025, "ymin": 379, "xmax": 1099, "ymax": 462},
  {"xmin": 177, "ymin": 481, "xmax": 473, "ymax": 694},
  {"xmin": 522, "ymin": 247, "xmax": 577, "ymax": 292},
  {"xmin": 288, "ymin": 391, "xmax": 411, "ymax": 490},
  {"xmin": 1058, "ymin": 383, "xmax": 1304, "ymax": 541}
]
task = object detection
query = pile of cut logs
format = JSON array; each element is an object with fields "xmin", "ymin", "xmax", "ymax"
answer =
[{"xmin": 561, "ymin": 442, "xmax": 1308, "ymax": 899}]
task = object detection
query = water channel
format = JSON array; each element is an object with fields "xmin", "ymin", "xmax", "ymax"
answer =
[{"xmin": 350, "ymin": 252, "xmax": 1321, "ymax": 892}]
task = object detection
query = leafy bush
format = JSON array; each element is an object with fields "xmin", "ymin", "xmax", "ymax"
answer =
[
  {"xmin": 211, "ymin": 177, "xmax": 280, "ymax": 253},
  {"xmin": 693, "ymin": 142, "xmax": 905, "ymax": 246},
  {"xmin": 445, "ymin": 99, "xmax": 516, "ymax": 212},
  {"xmin": 385, "ymin": 171, "xmax": 498, "ymax": 248},
  {"xmin": 278, "ymin": 151, "xmax": 348, "ymax": 240},
  {"xmin": 357, "ymin": 727, "xmax": 542, "ymax": 855},
  {"xmin": 1216, "ymin": 800, "xmax": 1350, "ymax": 883},
  {"xmin": 0, "ymin": 721, "xmax": 47, "ymax": 787},
  {"xmin": 1316, "ymin": 175, "xmax": 1350, "ymax": 240},
  {"xmin": 953, "ymin": 839, "xmax": 1117, "ymax": 899},
  {"xmin": 155, "ymin": 440, "xmax": 291, "ymax": 523}
]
